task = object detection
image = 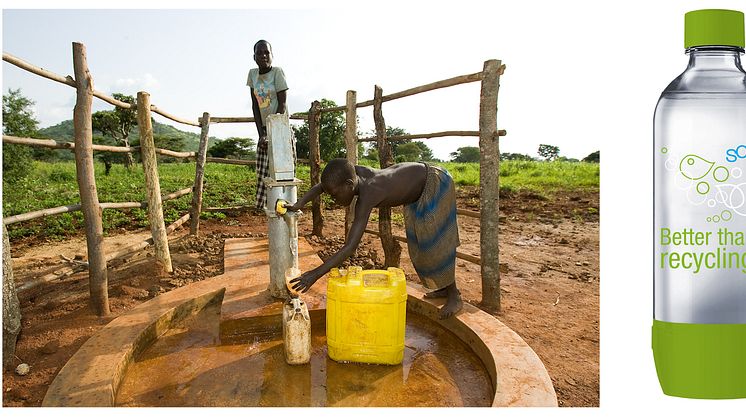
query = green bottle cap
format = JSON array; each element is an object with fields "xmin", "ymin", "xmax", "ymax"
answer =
[{"xmin": 685, "ymin": 9, "xmax": 745, "ymax": 48}]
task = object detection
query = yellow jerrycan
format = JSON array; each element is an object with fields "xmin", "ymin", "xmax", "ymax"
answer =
[{"xmin": 326, "ymin": 266, "xmax": 407, "ymax": 365}]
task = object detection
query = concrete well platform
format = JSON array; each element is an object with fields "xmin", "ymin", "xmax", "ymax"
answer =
[{"xmin": 42, "ymin": 238, "xmax": 557, "ymax": 407}]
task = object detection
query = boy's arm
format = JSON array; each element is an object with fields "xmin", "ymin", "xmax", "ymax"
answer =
[
  {"xmin": 285, "ymin": 183, "xmax": 323, "ymax": 211},
  {"xmin": 290, "ymin": 201, "xmax": 373, "ymax": 293},
  {"xmin": 276, "ymin": 89, "xmax": 287, "ymax": 115},
  {"xmin": 250, "ymin": 89, "xmax": 266, "ymax": 150}
]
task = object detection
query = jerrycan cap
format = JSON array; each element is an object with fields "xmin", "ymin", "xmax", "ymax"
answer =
[{"xmin": 685, "ymin": 9, "xmax": 745, "ymax": 49}]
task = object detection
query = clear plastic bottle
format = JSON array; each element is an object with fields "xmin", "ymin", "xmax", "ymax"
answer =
[{"xmin": 653, "ymin": 9, "xmax": 746, "ymax": 399}]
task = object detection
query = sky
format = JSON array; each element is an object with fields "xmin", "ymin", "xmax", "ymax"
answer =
[
  {"xmin": 5, "ymin": 1, "xmax": 746, "ymax": 418},
  {"xmin": 2, "ymin": 5, "xmax": 610, "ymax": 162}
]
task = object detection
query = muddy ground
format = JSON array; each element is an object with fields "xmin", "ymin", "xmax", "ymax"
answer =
[{"xmin": 2, "ymin": 188, "xmax": 599, "ymax": 407}]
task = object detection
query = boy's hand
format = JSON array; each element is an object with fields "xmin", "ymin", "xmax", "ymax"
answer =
[
  {"xmin": 289, "ymin": 268, "xmax": 323, "ymax": 293},
  {"xmin": 283, "ymin": 201, "xmax": 301, "ymax": 212},
  {"xmin": 258, "ymin": 136, "xmax": 268, "ymax": 151}
]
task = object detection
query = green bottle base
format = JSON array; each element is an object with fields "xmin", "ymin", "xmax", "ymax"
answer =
[{"xmin": 652, "ymin": 320, "xmax": 746, "ymax": 399}]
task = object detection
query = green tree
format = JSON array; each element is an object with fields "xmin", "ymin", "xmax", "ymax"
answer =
[
  {"xmin": 364, "ymin": 126, "xmax": 408, "ymax": 158},
  {"xmin": 450, "ymin": 146, "xmax": 481, "ymax": 163},
  {"xmin": 92, "ymin": 93, "xmax": 137, "ymax": 169},
  {"xmin": 293, "ymin": 98, "xmax": 347, "ymax": 161},
  {"xmin": 207, "ymin": 137, "xmax": 256, "ymax": 160},
  {"xmin": 395, "ymin": 142, "xmax": 423, "ymax": 162},
  {"xmin": 582, "ymin": 150, "xmax": 600, "ymax": 163},
  {"xmin": 395, "ymin": 141, "xmax": 435, "ymax": 162},
  {"xmin": 501, "ymin": 152, "xmax": 535, "ymax": 161},
  {"xmin": 538, "ymin": 144, "xmax": 560, "ymax": 161},
  {"xmin": 412, "ymin": 141, "xmax": 434, "ymax": 161},
  {"xmin": 2, "ymin": 89, "xmax": 38, "ymax": 181}
]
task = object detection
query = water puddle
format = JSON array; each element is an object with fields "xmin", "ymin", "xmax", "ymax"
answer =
[{"xmin": 116, "ymin": 305, "xmax": 492, "ymax": 407}]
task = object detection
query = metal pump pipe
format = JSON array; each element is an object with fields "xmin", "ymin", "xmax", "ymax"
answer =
[{"xmin": 263, "ymin": 113, "xmax": 302, "ymax": 298}]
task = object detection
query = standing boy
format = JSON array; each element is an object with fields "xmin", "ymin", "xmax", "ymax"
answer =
[
  {"xmin": 248, "ymin": 39, "xmax": 288, "ymax": 210},
  {"xmin": 285, "ymin": 159, "xmax": 463, "ymax": 319}
]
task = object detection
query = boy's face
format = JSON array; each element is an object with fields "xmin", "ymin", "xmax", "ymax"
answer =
[
  {"xmin": 254, "ymin": 42, "xmax": 272, "ymax": 71},
  {"xmin": 324, "ymin": 180, "xmax": 356, "ymax": 207}
]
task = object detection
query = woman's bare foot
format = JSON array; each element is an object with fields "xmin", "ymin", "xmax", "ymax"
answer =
[{"xmin": 427, "ymin": 283, "xmax": 463, "ymax": 319}]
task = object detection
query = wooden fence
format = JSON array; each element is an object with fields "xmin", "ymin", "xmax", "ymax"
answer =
[
  {"xmin": 2, "ymin": 42, "xmax": 506, "ymax": 315},
  {"xmin": 305, "ymin": 59, "xmax": 507, "ymax": 312}
]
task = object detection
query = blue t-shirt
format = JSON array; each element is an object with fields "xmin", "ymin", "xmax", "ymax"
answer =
[{"xmin": 247, "ymin": 66, "xmax": 289, "ymax": 125}]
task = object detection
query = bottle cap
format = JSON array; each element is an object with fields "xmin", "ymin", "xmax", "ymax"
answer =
[{"xmin": 685, "ymin": 9, "xmax": 745, "ymax": 48}]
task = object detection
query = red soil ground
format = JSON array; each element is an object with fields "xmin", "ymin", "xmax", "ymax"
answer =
[{"xmin": 2, "ymin": 188, "xmax": 599, "ymax": 407}]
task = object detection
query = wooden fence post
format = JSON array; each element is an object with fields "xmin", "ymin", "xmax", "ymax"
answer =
[
  {"xmin": 2, "ymin": 224, "xmax": 21, "ymax": 368},
  {"xmin": 479, "ymin": 59, "xmax": 503, "ymax": 312},
  {"xmin": 72, "ymin": 42, "xmax": 110, "ymax": 316},
  {"xmin": 373, "ymin": 85, "xmax": 402, "ymax": 267},
  {"xmin": 308, "ymin": 101, "xmax": 324, "ymax": 236},
  {"xmin": 137, "ymin": 91, "xmax": 173, "ymax": 273},
  {"xmin": 190, "ymin": 112, "xmax": 210, "ymax": 236},
  {"xmin": 344, "ymin": 90, "xmax": 358, "ymax": 239}
]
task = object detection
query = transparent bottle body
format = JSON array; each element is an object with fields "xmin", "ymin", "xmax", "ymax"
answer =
[{"xmin": 654, "ymin": 48, "xmax": 746, "ymax": 323}]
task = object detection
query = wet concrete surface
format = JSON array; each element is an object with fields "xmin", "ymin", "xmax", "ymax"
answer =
[{"xmin": 116, "ymin": 304, "xmax": 493, "ymax": 407}]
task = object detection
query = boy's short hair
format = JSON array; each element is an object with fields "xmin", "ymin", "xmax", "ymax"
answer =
[
  {"xmin": 254, "ymin": 39, "xmax": 272, "ymax": 53},
  {"xmin": 321, "ymin": 158, "xmax": 355, "ymax": 189}
]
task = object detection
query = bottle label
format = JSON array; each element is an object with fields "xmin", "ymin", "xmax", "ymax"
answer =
[
  {"xmin": 655, "ymin": 146, "xmax": 746, "ymax": 323},
  {"xmin": 659, "ymin": 151, "xmax": 744, "ymax": 273}
]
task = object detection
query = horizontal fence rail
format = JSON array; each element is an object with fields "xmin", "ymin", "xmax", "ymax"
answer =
[
  {"xmin": 320, "ymin": 71, "xmax": 487, "ymax": 113},
  {"xmin": 357, "ymin": 129, "xmax": 507, "ymax": 143},
  {"xmin": 3, "ymin": 52, "xmax": 199, "ymax": 126},
  {"xmin": 3, "ymin": 135, "xmax": 196, "ymax": 157},
  {"xmin": 199, "ymin": 114, "xmax": 308, "ymax": 124},
  {"xmin": 2, "ymin": 136, "xmax": 313, "ymax": 166},
  {"xmin": 3, "ymin": 187, "xmax": 193, "ymax": 225}
]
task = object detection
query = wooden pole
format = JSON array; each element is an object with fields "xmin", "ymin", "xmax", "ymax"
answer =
[
  {"xmin": 137, "ymin": 91, "xmax": 173, "ymax": 273},
  {"xmin": 479, "ymin": 59, "xmax": 503, "ymax": 312},
  {"xmin": 198, "ymin": 114, "xmax": 307, "ymax": 124},
  {"xmin": 148, "ymin": 105, "xmax": 200, "ymax": 127},
  {"xmin": 357, "ymin": 130, "xmax": 506, "ymax": 143},
  {"xmin": 344, "ymin": 90, "xmax": 358, "ymax": 239},
  {"xmin": 16, "ymin": 213, "xmax": 191, "ymax": 295},
  {"xmin": 2, "ymin": 224, "xmax": 21, "ymax": 369},
  {"xmin": 72, "ymin": 42, "xmax": 110, "ymax": 316},
  {"xmin": 318, "ymin": 71, "xmax": 484, "ymax": 113},
  {"xmin": 373, "ymin": 85, "xmax": 402, "ymax": 267},
  {"xmin": 3, "ymin": 188, "xmax": 191, "ymax": 225},
  {"xmin": 190, "ymin": 112, "xmax": 210, "ymax": 235},
  {"xmin": 2, "ymin": 135, "xmax": 198, "ymax": 157},
  {"xmin": 308, "ymin": 101, "xmax": 324, "ymax": 236}
]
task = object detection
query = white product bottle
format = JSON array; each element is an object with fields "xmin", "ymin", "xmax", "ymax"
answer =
[{"xmin": 653, "ymin": 9, "xmax": 746, "ymax": 399}]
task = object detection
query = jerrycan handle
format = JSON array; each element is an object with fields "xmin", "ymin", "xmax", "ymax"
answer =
[{"xmin": 359, "ymin": 269, "xmax": 394, "ymax": 289}]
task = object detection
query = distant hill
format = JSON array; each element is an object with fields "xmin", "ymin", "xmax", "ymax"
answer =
[{"xmin": 38, "ymin": 119, "xmax": 223, "ymax": 152}]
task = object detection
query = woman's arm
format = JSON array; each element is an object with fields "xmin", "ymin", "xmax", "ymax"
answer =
[
  {"xmin": 250, "ymin": 89, "xmax": 266, "ymax": 150},
  {"xmin": 276, "ymin": 89, "xmax": 287, "ymax": 115}
]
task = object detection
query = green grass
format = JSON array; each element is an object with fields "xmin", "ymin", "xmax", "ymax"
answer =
[
  {"xmin": 3, "ymin": 160, "xmax": 598, "ymax": 240},
  {"xmin": 440, "ymin": 160, "xmax": 599, "ymax": 192},
  {"xmin": 3, "ymin": 161, "xmax": 260, "ymax": 240}
]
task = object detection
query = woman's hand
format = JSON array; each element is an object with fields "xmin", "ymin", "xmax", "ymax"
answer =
[{"xmin": 258, "ymin": 135, "xmax": 268, "ymax": 151}]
